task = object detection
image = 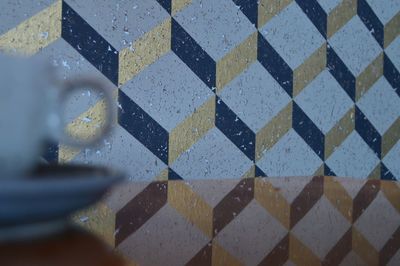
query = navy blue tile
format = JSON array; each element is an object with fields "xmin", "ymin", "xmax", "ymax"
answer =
[
  {"xmin": 215, "ymin": 97, "xmax": 255, "ymax": 161},
  {"xmin": 292, "ymin": 102, "xmax": 325, "ymax": 160},
  {"xmin": 358, "ymin": 0, "xmax": 384, "ymax": 47},
  {"xmin": 258, "ymin": 32, "xmax": 293, "ymax": 97},
  {"xmin": 171, "ymin": 18, "xmax": 216, "ymax": 89},
  {"xmin": 381, "ymin": 163, "xmax": 396, "ymax": 180},
  {"xmin": 295, "ymin": 0, "xmax": 327, "ymax": 38},
  {"xmin": 61, "ymin": 1, "xmax": 119, "ymax": 85},
  {"xmin": 156, "ymin": 0, "xmax": 171, "ymax": 14},
  {"xmin": 42, "ymin": 141, "xmax": 59, "ymax": 163},
  {"xmin": 168, "ymin": 167, "xmax": 184, "ymax": 180},
  {"xmin": 118, "ymin": 90, "xmax": 169, "ymax": 164},
  {"xmin": 355, "ymin": 106, "xmax": 381, "ymax": 159},
  {"xmin": 232, "ymin": 0, "xmax": 258, "ymax": 27},
  {"xmin": 327, "ymin": 45, "xmax": 356, "ymax": 101},
  {"xmin": 324, "ymin": 163, "xmax": 336, "ymax": 176},
  {"xmin": 255, "ymin": 165, "xmax": 267, "ymax": 177},
  {"xmin": 384, "ymin": 53, "xmax": 400, "ymax": 97}
]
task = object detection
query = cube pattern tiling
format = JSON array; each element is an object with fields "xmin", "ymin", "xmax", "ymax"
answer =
[
  {"xmin": 74, "ymin": 176, "xmax": 400, "ymax": 265},
  {"xmin": 1, "ymin": 0, "xmax": 399, "ymax": 181}
]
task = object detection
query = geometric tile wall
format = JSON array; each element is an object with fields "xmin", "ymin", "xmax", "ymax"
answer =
[
  {"xmin": 0, "ymin": 0, "xmax": 399, "ymax": 180},
  {"xmin": 76, "ymin": 176, "xmax": 400, "ymax": 265}
]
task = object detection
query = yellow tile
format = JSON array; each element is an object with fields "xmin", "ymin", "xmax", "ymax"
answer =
[
  {"xmin": 216, "ymin": 32, "xmax": 257, "ymax": 93},
  {"xmin": 293, "ymin": 43, "xmax": 326, "ymax": 97},
  {"xmin": 324, "ymin": 176, "xmax": 353, "ymax": 222},
  {"xmin": 172, "ymin": 0, "xmax": 192, "ymax": 15},
  {"xmin": 241, "ymin": 165, "xmax": 255, "ymax": 179},
  {"xmin": 71, "ymin": 202, "xmax": 116, "ymax": 247},
  {"xmin": 356, "ymin": 53, "xmax": 383, "ymax": 101},
  {"xmin": 327, "ymin": 0, "xmax": 357, "ymax": 38},
  {"xmin": 325, "ymin": 107, "xmax": 355, "ymax": 159},
  {"xmin": 289, "ymin": 234, "xmax": 320, "ymax": 266},
  {"xmin": 352, "ymin": 227, "xmax": 379, "ymax": 265},
  {"xmin": 381, "ymin": 180, "xmax": 400, "ymax": 213},
  {"xmin": 255, "ymin": 101, "xmax": 292, "ymax": 161},
  {"xmin": 254, "ymin": 179, "xmax": 290, "ymax": 229},
  {"xmin": 382, "ymin": 117, "xmax": 400, "ymax": 158},
  {"xmin": 367, "ymin": 164, "xmax": 381, "ymax": 180},
  {"xmin": 384, "ymin": 12, "xmax": 400, "ymax": 48},
  {"xmin": 118, "ymin": 18, "xmax": 171, "ymax": 86},
  {"xmin": 0, "ymin": 0, "xmax": 62, "ymax": 55},
  {"xmin": 59, "ymin": 95, "xmax": 117, "ymax": 163},
  {"xmin": 212, "ymin": 240, "xmax": 243, "ymax": 266},
  {"xmin": 258, "ymin": 0, "xmax": 292, "ymax": 29},
  {"xmin": 313, "ymin": 164, "xmax": 325, "ymax": 176},
  {"xmin": 154, "ymin": 168, "xmax": 169, "ymax": 181},
  {"xmin": 169, "ymin": 96, "xmax": 215, "ymax": 165},
  {"xmin": 168, "ymin": 181, "xmax": 213, "ymax": 238}
]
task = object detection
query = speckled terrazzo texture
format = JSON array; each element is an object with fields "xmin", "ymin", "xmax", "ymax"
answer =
[
  {"xmin": 0, "ymin": 0, "xmax": 399, "ymax": 181},
  {"xmin": 74, "ymin": 176, "xmax": 400, "ymax": 265}
]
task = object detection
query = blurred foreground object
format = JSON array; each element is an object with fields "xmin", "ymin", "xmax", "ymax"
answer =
[
  {"xmin": 0, "ymin": 53, "xmax": 115, "ymax": 179},
  {"xmin": 0, "ymin": 165, "xmax": 124, "ymax": 241}
]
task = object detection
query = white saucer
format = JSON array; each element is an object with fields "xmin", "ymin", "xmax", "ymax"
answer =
[{"xmin": 0, "ymin": 164, "xmax": 124, "ymax": 241}]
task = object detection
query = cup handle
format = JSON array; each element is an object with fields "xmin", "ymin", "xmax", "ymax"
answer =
[{"xmin": 55, "ymin": 78, "xmax": 115, "ymax": 148}]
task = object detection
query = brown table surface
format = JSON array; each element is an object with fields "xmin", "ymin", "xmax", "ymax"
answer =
[{"xmin": 0, "ymin": 225, "xmax": 126, "ymax": 266}]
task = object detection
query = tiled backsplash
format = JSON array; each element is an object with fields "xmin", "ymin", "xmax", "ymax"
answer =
[
  {"xmin": 74, "ymin": 176, "xmax": 400, "ymax": 265},
  {"xmin": 1, "ymin": 0, "xmax": 399, "ymax": 181}
]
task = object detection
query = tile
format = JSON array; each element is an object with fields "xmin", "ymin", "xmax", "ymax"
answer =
[
  {"xmin": 106, "ymin": 181, "xmax": 151, "ymax": 212},
  {"xmin": 171, "ymin": 128, "xmax": 253, "ymax": 180},
  {"xmin": 267, "ymin": 176, "xmax": 314, "ymax": 204},
  {"xmin": 326, "ymin": 131, "xmax": 380, "ymax": 178},
  {"xmin": 383, "ymin": 141, "xmax": 400, "ymax": 180},
  {"xmin": 385, "ymin": 36, "xmax": 400, "ymax": 72},
  {"xmin": 115, "ymin": 181, "xmax": 168, "ymax": 245},
  {"xmin": 335, "ymin": 178, "xmax": 368, "ymax": 198},
  {"xmin": 215, "ymin": 200, "xmax": 288, "ymax": 265},
  {"xmin": 260, "ymin": 2, "xmax": 325, "ymax": 69},
  {"xmin": 354, "ymin": 191, "xmax": 400, "ymax": 251},
  {"xmin": 212, "ymin": 178, "xmax": 255, "ymax": 236},
  {"xmin": 366, "ymin": 0, "xmax": 400, "ymax": 25},
  {"xmin": 293, "ymin": 100, "xmax": 325, "ymax": 160},
  {"xmin": 0, "ymin": 0, "xmax": 61, "ymax": 56},
  {"xmin": 295, "ymin": 69, "xmax": 353, "ymax": 134},
  {"xmin": 215, "ymin": 96, "xmax": 256, "ymax": 161},
  {"xmin": 317, "ymin": 0, "xmax": 341, "ymax": 13},
  {"xmin": 220, "ymin": 61, "xmax": 291, "ymax": 132},
  {"xmin": 118, "ymin": 90, "xmax": 169, "ymax": 164},
  {"xmin": 61, "ymin": 1, "xmax": 119, "ymax": 85},
  {"xmin": 0, "ymin": 0, "xmax": 56, "ymax": 35},
  {"xmin": 120, "ymin": 51, "xmax": 213, "ymax": 132},
  {"xmin": 326, "ymin": 0, "xmax": 357, "ymax": 38},
  {"xmin": 174, "ymin": 0, "xmax": 255, "ymax": 61},
  {"xmin": 292, "ymin": 196, "xmax": 351, "ymax": 259},
  {"xmin": 257, "ymin": 129, "xmax": 323, "ymax": 177},
  {"xmin": 35, "ymin": 38, "xmax": 115, "ymax": 124},
  {"xmin": 357, "ymin": 77, "xmax": 400, "ymax": 135},
  {"xmin": 231, "ymin": 0, "xmax": 258, "ymax": 26},
  {"xmin": 168, "ymin": 96, "xmax": 215, "ymax": 165},
  {"xmin": 64, "ymin": 0, "xmax": 169, "ymax": 51},
  {"xmin": 73, "ymin": 125, "xmax": 167, "ymax": 181},
  {"xmin": 283, "ymin": 261, "xmax": 296, "ymax": 266},
  {"xmin": 189, "ymin": 179, "xmax": 242, "ymax": 207},
  {"xmin": 388, "ymin": 249, "xmax": 400, "ymax": 266},
  {"xmin": 117, "ymin": 204, "xmax": 210, "ymax": 266},
  {"xmin": 339, "ymin": 250, "xmax": 365, "ymax": 266},
  {"xmin": 328, "ymin": 16, "xmax": 382, "ymax": 76},
  {"xmin": 118, "ymin": 18, "xmax": 171, "ymax": 86}
]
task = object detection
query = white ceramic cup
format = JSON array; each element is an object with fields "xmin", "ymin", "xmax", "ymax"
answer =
[{"xmin": 0, "ymin": 53, "xmax": 115, "ymax": 178}]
